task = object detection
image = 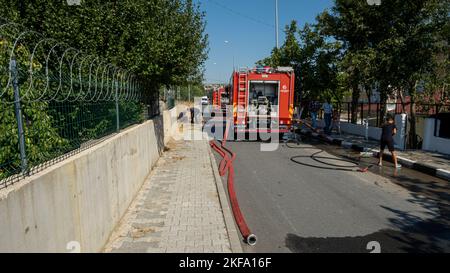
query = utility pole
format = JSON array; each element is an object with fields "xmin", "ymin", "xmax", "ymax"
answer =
[
  {"xmin": 188, "ymin": 84, "xmax": 191, "ymax": 102},
  {"xmin": 275, "ymin": 0, "xmax": 279, "ymax": 48},
  {"xmin": 225, "ymin": 40, "xmax": 235, "ymax": 70}
]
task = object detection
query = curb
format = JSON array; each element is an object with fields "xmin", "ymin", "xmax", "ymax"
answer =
[
  {"xmin": 299, "ymin": 129, "xmax": 450, "ymax": 182},
  {"xmin": 207, "ymin": 141, "xmax": 244, "ymax": 253}
]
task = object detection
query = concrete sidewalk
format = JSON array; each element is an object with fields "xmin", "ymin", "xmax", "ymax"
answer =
[
  {"xmin": 298, "ymin": 127, "xmax": 450, "ymax": 181},
  {"xmin": 103, "ymin": 124, "xmax": 233, "ymax": 253}
]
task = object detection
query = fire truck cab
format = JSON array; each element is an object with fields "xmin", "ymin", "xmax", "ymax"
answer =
[{"xmin": 230, "ymin": 66, "xmax": 295, "ymax": 134}]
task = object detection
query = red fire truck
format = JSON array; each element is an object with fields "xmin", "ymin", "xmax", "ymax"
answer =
[
  {"xmin": 212, "ymin": 86, "xmax": 223, "ymax": 107},
  {"xmin": 212, "ymin": 86, "xmax": 230, "ymax": 111},
  {"xmin": 229, "ymin": 66, "xmax": 295, "ymax": 134}
]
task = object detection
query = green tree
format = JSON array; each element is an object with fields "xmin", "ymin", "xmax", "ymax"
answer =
[
  {"xmin": 317, "ymin": 1, "xmax": 380, "ymax": 123},
  {"xmin": 258, "ymin": 21, "xmax": 342, "ymax": 107},
  {"xmin": 0, "ymin": 0, "xmax": 208, "ymax": 87},
  {"xmin": 0, "ymin": 0, "xmax": 209, "ymax": 180},
  {"xmin": 318, "ymin": 0, "xmax": 449, "ymax": 146},
  {"xmin": 367, "ymin": 0, "xmax": 448, "ymax": 147}
]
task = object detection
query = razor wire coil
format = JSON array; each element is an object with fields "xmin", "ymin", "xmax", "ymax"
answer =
[{"xmin": 0, "ymin": 20, "xmax": 160, "ymax": 188}]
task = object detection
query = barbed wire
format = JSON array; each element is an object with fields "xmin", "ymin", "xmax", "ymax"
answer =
[{"xmin": 0, "ymin": 19, "xmax": 144, "ymax": 104}]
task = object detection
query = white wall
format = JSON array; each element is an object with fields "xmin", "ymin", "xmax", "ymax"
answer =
[
  {"xmin": 422, "ymin": 118, "xmax": 450, "ymax": 155},
  {"xmin": 339, "ymin": 122, "xmax": 382, "ymax": 141},
  {"xmin": 0, "ymin": 107, "xmax": 181, "ymax": 253},
  {"xmin": 328, "ymin": 114, "xmax": 407, "ymax": 150}
]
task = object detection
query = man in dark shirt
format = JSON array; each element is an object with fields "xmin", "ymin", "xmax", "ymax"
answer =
[{"xmin": 378, "ymin": 115, "xmax": 401, "ymax": 168}]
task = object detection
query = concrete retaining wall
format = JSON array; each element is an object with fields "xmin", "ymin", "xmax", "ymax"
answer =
[
  {"xmin": 163, "ymin": 106, "xmax": 181, "ymax": 145},
  {"xmin": 0, "ymin": 107, "xmax": 181, "ymax": 253}
]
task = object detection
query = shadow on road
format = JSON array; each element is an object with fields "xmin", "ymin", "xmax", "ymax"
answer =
[{"xmin": 285, "ymin": 144, "xmax": 450, "ymax": 253}]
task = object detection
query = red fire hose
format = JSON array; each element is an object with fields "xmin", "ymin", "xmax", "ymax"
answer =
[{"xmin": 209, "ymin": 122, "xmax": 257, "ymax": 246}]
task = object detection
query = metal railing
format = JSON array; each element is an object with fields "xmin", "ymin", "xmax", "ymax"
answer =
[
  {"xmin": 339, "ymin": 102, "xmax": 450, "ymax": 127},
  {"xmin": 301, "ymin": 100, "xmax": 450, "ymax": 128},
  {"xmin": 0, "ymin": 20, "xmax": 159, "ymax": 189}
]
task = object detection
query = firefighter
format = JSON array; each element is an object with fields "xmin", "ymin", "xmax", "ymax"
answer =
[
  {"xmin": 309, "ymin": 98, "xmax": 321, "ymax": 129},
  {"xmin": 252, "ymin": 86, "xmax": 258, "ymax": 100},
  {"xmin": 330, "ymin": 109, "xmax": 341, "ymax": 135}
]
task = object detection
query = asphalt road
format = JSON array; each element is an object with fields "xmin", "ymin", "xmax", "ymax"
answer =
[{"xmin": 212, "ymin": 135, "xmax": 450, "ymax": 253}]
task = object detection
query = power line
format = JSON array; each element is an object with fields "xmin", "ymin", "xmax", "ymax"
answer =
[
  {"xmin": 206, "ymin": 0, "xmax": 279, "ymax": 30},
  {"xmin": 204, "ymin": 76, "xmax": 228, "ymax": 83}
]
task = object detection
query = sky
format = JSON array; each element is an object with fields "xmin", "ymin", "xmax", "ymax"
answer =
[{"xmin": 198, "ymin": 0, "xmax": 335, "ymax": 84}]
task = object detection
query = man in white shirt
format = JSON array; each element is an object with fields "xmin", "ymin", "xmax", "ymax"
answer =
[{"xmin": 322, "ymin": 99, "xmax": 333, "ymax": 135}]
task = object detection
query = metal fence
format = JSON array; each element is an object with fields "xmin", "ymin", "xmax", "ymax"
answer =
[
  {"xmin": 302, "ymin": 101, "xmax": 450, "ymax": 128},
  {"xmin": 0, "ymin": 20, "xmax": 159, "ymax": 189},
  {"xmin": 338, "ymin": 102, "xmax": 450, "ymax": 127}
]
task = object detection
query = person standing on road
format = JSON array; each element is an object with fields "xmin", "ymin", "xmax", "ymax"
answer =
[
  {"xmin": 322, "ymin": 98, "xmax": 333, "ymax": 135},
  {"xmin": 330, "ymin": 109, "xmax": 341, "ymax": 135},
  {"xmin": 309, "ymin": 99, "xmax": 321, "ymax": 129},
  {"xmin": 190, "ymin": 107, "xmax": 195, "ymax": 124},
  {"xmin": 378, "ymin": 115, "xmax": 401, "ymax": 169}
]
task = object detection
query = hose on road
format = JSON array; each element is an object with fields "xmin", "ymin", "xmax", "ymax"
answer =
[
  {"xmin": 209, "ymin": 122, "xmax": 257, "ymax": 246},
  {"xmin": 288, "ymin": 117, "xmax": 373, "ymax": 172},
  {"xmin": 285, "ymin": 140, "xmax": 372, "ymax": 173}
]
